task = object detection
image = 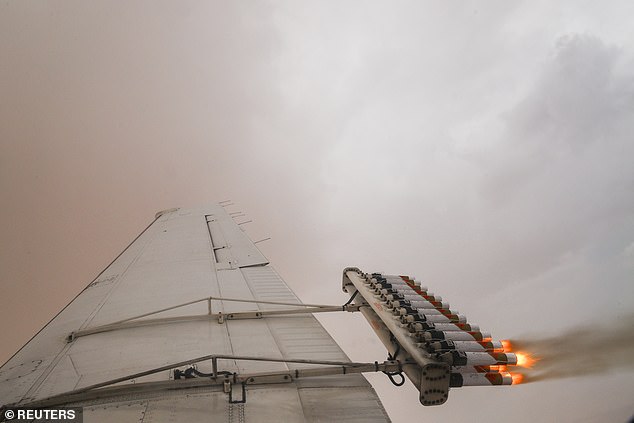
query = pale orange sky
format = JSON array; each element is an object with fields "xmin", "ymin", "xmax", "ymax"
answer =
[{"xmin": 1, "ymin": 2, "xmax": 633, "ymax": 421}]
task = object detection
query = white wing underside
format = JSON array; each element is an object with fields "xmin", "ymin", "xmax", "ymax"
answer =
[{"xmin": 0, "ymin": 205, "xmax": 390, "ymax": 422}]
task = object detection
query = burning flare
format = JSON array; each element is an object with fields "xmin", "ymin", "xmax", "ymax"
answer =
[
  {"xmin": 501, "ymin": 340, "xmax": 538, "ymax": 368},
  {"xmin": 500, "ymin": 339, "xmax": 538, "ymax": 384},
  {"xmin": 501, "ymin": 315, "xmax": 634, "ymax": 384},
  {"xmin": 511, "ymin": 373, "xmax": 524, "ymax": 385},
  {"xmin": 515, "ymin": 351, "xmax": 537, "ymax": 368}
]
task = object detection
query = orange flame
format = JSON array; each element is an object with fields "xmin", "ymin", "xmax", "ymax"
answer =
[
  {"xmin": 488, "ymin": 365, "xmax": 508, "ymax": 372},
  {"xmin": 501, "ymin": 340, "xmax": 539, "ymax": 368},
  {"xmin": 511, "ymin": 373, "xmax": 524, "ymax": 385},
  {"xmin": 515, "ymin": 351, "xmax": 538, "ymax": 368}
]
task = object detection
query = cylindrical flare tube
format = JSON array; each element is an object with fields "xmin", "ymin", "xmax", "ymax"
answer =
[
  {"xmin": 402, "ymin": 313, "xmax": 467, "ymax": 324},
  {"xmin": 449, "ymin": 372, "xmax": 513, "ymax": 387},
  {"xmin": 427, "ymin": 340, "xmax": 503, "ymax": 352},
  {"xmin": 407, "ymin": 322, "xmax": 478, "ymax": 332},
  {"xmin": 451, "ymin": 365, "xmax": 506, "ymax": 373},
  {"xmin": 395, "ymin": 307, "xmax": 456, "ymax": 317},
  {"xmin": 390, "ymin": 299, "xmax": 449, "ymax": 309},
  {"xmin": 439, "ymin": 351, "xmax": 517, "ymax": 366},
  {"xmin": 422, "ymin": 330, "xmax": 491, "ymax": 342},
  {"xmin": 426, "ymin": 314, "xmax": 465, "ymax": 323},
  {"xmin": 384, "ymin": 292, "xmax": 433, "ymax": 301}
]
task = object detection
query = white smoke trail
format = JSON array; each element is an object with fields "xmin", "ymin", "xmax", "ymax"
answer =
[{"xmin": 509, "ymin": 314, "xmax": 634, "ymax": 382}]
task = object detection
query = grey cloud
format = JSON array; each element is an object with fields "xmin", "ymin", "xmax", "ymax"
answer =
[
  {"xmin": 2, "ymin": 2, "xmax": 634, "ymax": 422},
  {"xmin": 469, "ymin": 34, "xmax": 634, "ymax": 285}
]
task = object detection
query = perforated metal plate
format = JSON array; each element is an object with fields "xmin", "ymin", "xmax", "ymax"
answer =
[{"xmin": 419, "ymin": 363, "xmax": 450, "ymax": 406}]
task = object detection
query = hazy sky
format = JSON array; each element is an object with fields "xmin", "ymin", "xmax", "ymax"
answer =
[{"xmin": 1, "ymin": 1, "xmax": 633, "ymax": 421}]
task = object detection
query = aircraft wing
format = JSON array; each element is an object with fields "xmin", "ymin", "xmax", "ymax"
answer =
[{"xmin": 0, "ymin": 205, "xmax": 390, "ymax": 422}]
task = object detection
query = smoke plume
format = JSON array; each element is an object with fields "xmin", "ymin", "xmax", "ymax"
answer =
[{"xmin": 510, "ymin": 314, "xmax": 634, "ymax": 382}]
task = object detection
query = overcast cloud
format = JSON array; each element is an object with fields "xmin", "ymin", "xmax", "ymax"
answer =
[{"xmin": 1, "ymin": 1, "xmax": 633, "ymax": 422}]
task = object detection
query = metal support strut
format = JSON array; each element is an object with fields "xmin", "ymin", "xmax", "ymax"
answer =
[
  {"xmin": 67, "ymin": 296, "xmax": 361, "ymax": 341},
  {"xmin": 11, "ymin": 355, "xmax": 403, "ymax": 409}
]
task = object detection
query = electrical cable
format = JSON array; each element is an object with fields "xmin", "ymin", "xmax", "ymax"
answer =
[
  {"xmin": 342, "ymin": 290, "xmax": 359, "ymax": 308},
  {"xmin": 384, "ymin": 335, "xmax": 405, "ymax": 386}
]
